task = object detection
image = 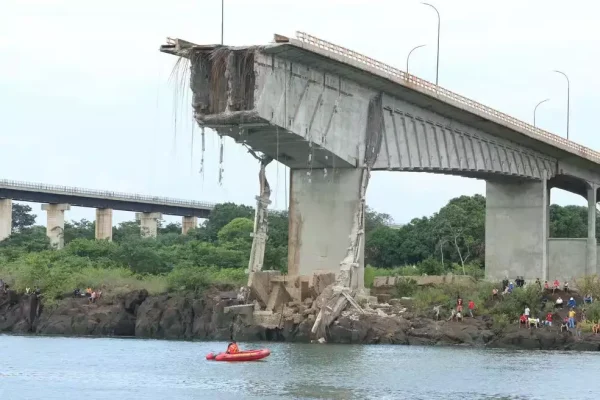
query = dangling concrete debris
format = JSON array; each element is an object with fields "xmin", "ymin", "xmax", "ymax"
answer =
[
  {"xmin": 218, "ymin": 135, "xmax": 224, "ymax": 185},
  {"xmin": 245, "ymin": 146, "xmax": 273, "ymax": 273}
]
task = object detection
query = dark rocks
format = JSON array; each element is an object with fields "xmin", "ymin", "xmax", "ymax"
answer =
[{"xmin": 1, "ymin": 290, "xmax": 600, "ymax": 352}]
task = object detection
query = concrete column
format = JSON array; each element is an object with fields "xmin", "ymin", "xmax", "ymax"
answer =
[
  {"xmin": 95, "ymin": 208, "xmax": 113, "ymax": 241},
  {"xmin": 135, "ymin": 212, "xmax": 162, "ymax": 238},
  {"xmin": 587, "ymin": 185, "xmax": 597, "ymax": 276},
  {"xmin": 485, "ymin": 180, "xmax": 548, "ymax": 281},
  {"xmin": 42, "ymin": 203, "xmax": 70, "ymax": 249},
  {"xmin": 287, "ymin": 168, "xmax": 365, "ymax": 289},
  {"xmin": 0, "ymin": 198, "xmax": 12, "ymax": 241},
  {"xmin": 181, "ymin": 216, "xmax": 198, "ymax": 235}
]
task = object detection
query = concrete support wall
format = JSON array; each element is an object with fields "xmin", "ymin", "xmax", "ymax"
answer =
[
  {"xmin": 548, "ymin": 238, "xmax": 587, "ymax": 283},
  {"xmin": 485, "ymin": 180, "xmax": 549, "ymax": 280},
  {"xmin": 136, "ymin": 212, "xmax": 162, "ymax": 238},
  {"xmin": 181, "ymin": 216, "xmax": 198, "ymax": 235},
  {"xmin": 95, "ymin": 208, "xmax": 113, "ymax": 241},
  {"xmin": 42, "ymin": 203, "xmax": 70, "ymax": 249},
  {"xmin": 587, "ymin": 186, "xmax": 597, "ymax": 275},
  {"xmin": 287, "ymin": 168, "xmax": 364, "ymax": 286},
  {"xmin": 0, "ymin": 198, "xmax": 12, "ymax": 241}
]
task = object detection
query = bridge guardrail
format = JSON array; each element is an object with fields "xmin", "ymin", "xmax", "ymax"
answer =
[
  {"xmin": 295, "ymin": 31, "xmax": 599, "ymax": 164},
  {"xmin": 0, "ymin": 179, "xmax": 216, "ymax": 210}
]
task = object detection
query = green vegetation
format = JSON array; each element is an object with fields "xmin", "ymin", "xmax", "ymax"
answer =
[{"xmin": 0, "ymin": 197, "xmax": 596, "ymax": 302}]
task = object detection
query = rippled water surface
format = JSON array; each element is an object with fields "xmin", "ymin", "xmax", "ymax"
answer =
[{"xmin": 0, "ymin": 335, "xmax": 597, "ymax": 399}]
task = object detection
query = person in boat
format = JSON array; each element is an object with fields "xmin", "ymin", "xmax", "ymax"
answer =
[{"xmin": 226, "ymin": 341, "xmax": 240, "ymax": 354}]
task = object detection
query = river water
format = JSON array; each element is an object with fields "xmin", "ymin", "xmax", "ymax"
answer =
[{"xmin": 0, "ymin": 335, "xmax": 596, "ymax": 399}]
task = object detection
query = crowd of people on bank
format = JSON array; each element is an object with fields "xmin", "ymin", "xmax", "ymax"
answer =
[{"xmin": 443, "ymin": 276, "xmax": 600, "ymax": 338}]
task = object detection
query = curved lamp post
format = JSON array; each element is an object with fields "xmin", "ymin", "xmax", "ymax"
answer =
[
  {"xmin": 534, "ymin": 98, "xmax": 550, "ymax": 127},
  {"xmin": 407, "ymin": 44, "xmax": 426, "ymax": 75},
  {"xmin": 553, "ymin": 70, "xmax": 570, "ymax": 140},
  {"xmin": 422, "ymin": 2, "xmax": 440, "ymax": 85}
]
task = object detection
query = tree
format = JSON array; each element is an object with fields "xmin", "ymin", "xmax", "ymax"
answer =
[
  {"xmin": 203, "ymin": 203, "xmax": 254, "ymax": 242},
  {"xmin": 218, "ymin": 217, "xmax": 254, "ymax": 251},
  {"xmin": 365, "ymin": 206, "xmax": 393, "ymax": 234},
  {"xmin": 11, "ymin": 203, "xmax": 36, "ymax": 232},
  {"xmin": 64, "ymin": 219, "xmax": 95, "ymax": 243},
  {"xmin": 113, "ymin": 221, "xmax": 141, "ymax": 243}
]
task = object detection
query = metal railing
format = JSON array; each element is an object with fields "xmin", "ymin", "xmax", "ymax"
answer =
[
  {"xmin": 0, "ymin": 179, "xmax": 216, "ymax": 210},
  {"xmin": 295, "ymin": 31, "xmax": 600, "ymax": 164}
]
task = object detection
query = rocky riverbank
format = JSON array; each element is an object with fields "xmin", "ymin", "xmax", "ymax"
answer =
[{"xmin": 1, "ymin": 289, "xmax": 600, "ymax": 351}]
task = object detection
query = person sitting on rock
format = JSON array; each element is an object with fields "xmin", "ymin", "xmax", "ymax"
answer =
[
  {"xmin": 519, "ymin": 314, "xmax": 527, "ymax": 328},
  {"xmin": 86, "ymin": 287, "xmax": 92, "ymax": 297},
  {"xmin": 555, "ymin": 297, "xmax": 564, "ymax": 309},
  {"xmin": 226, "ymin": 341, "xmax": 239, "ymax": 354},
  {"xmin": 592, "ymin": 321, "xmax": 600, "ymax": 334},
  {"xmin": 552, "ymin": 279, "xmax": 560, "ymax": 293},
  {"xmin": 73, "ymin": 288, "xmax": 81, "ymax": 298},
  {"xmin": 560, "ymin": 317, "xmax": 569, "ymax": 333},
  {"xmin": 90, "ymin": 291, "xmax": 97, "ymax": 304},
  {"xmin": 455, "ymin": 311, "xmax": 463, "ymax": 322},
  {"xmin": 567, "ymin": 297, "xmax": 576, "ymax": 308},
  {"xmin": 491, "ymin": 288, "xmax": 499, "ymax": 300},
  {"xmin": 528, "ymin": 317, "xmax": 540, "ymax": 329},
  {"xmin": 563, "ymin": 282, "xmax": 569, "ymax": 293},
  {"xmin": 584, "ymin": 294, "xmax": 593, "ymax": 304}
]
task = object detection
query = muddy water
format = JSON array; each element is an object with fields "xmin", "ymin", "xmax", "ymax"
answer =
[{"xmin": 0, "ymin": 335, "xmax": 596, "ymax": 399}]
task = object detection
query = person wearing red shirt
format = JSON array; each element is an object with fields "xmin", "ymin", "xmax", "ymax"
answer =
[
  {"xmin": 519, "ymin": 314, "xmax": 527, "ymax": 328},
  {"xmin": 456, "ymin": 297, "xmax": 463, "ymax": 313},
  {"xmin": 468, "ymin": 300, "xmax": 475, "ymax": 317},
  {"xmin": 546, "ymin": 312, "xmax": 553, "ymax": 326}
]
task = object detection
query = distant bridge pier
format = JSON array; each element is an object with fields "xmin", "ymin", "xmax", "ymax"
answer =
[
  {"xmin": 42, "ymin": 203, "xmax": 70, "ymax": 249},
  {"xmin": 136, "ymin": 212, "xmax": 162, "ymax": 238},
  {"xmin": 95, "ymin": 208, "xmax": 113, "ymax": 241},
  {"xmin": 181, "ymin": 216, "xmax": 197, "ymax": 235},
  {"xmin": 0, "ymin": 198, "xmax": 12, "ymax": 241}
]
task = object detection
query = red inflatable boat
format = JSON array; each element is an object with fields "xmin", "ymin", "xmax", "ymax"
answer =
[{"xmin": 206, "ymin": 349, "xmax": 270, "ymax": 362}]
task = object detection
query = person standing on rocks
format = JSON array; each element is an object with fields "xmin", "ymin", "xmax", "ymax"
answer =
[
  {"xmin": 468, "ymin": 300, "xmax": 475, "ymax": 318},
  {"xmin": 524, "ymin": 306, "xmax": 530, "ymax": 319},
  {"xmin": 456, "ymin": 297, "xmax": 463, "ymax": 314}
]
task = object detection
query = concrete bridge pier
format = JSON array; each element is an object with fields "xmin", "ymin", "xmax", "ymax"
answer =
[
  {"xmin": 587, "ymin": 185, "xmax": 597, "ymax": 275},
  {"xmin": 287, "ymin": 168, "xmax": 365, "ymax": 290},
  {"xmin": 42, "ymin": 203, "xmax": 70, "ymax": 249},
  {"xmin": 0, "ymin": 198, "xmax": 12, "ymax": 241},
  {"xmin": 181, "ymin": 216, "xmax": 198, "ymax": 235},
  {"xmin": 485, "ymin": 179, "xmax": 549, "ymax": 281},
  {"xmin": 95, "ymin": 208, "xmax": 113, "ymax": 241},
  {"xmin": 136, "ymin": 212, "xmax": 162, "ymax": 238}
]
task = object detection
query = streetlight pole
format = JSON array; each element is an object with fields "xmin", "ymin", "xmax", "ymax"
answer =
[
  {"xmin": 221, "ymin": 0, "xmax": 224, "ymax": 45},
  {"xmin": 406, "ymin": 44, "xmax": 426, "ymax": 75},
  {"xmin": 422, "ymin": 2, "xmax": 440, "ymax": 85},
  {"xmin": 534, "ymin": 99, "xmax": 550, "ymax": 127},
  {"xmin": 553, "ymin": 70, "xmax": 570, "ymax": 140}
]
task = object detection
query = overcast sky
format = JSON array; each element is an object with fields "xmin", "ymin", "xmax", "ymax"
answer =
[{"xmin": 1, "ymin": 0, "xmax": 599, "ymax": 226}]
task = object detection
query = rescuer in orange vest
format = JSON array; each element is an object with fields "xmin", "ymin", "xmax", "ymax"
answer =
[{"xmin": 226, "ymin": 341, "xmax": 239, "ymax": 354}]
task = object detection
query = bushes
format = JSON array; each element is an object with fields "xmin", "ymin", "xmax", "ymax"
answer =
[{"xmin": 167, "ymin": 266, "xmax": 246, "ymax": 293}]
